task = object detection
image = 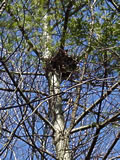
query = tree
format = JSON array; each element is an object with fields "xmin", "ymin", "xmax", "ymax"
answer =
[{"xmin": 0, "ymin": 0, "xmax": 120, "ymax": 159}]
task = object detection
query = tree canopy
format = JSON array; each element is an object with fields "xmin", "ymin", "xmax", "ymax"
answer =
[{"xmin": 0, "ymin": 0, "xmax": 120, "ymax": 159}]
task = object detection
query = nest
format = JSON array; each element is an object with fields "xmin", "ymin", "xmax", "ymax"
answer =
[{"xmin": 45, "ymin": 48, "xmax": 78, "ymax": 80}]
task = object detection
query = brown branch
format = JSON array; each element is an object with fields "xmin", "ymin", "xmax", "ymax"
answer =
[
  {"xmin": 74, "ymin": 79, "xmax": 120, "ymax": 128},
  {"xmin": 71, "ymin": 122, "xmax": 99, "ymax": 133},
  {"xmin": 73, "ymin": 109, "xmax": 120, "ymax": 159},
  {"xmin": 68, "ymin": 87, "xmax": 80, "ymax": 133},
  {"xmin": 71, "ymin": 117, "xmax": 120, "ymax": 134},
  {"xmin": 2, "ymin": 128, "xmax": 56, "ymax": 159},
  {"xmin": 60, "ymin": 1, "xmax": 73, "ymax": 48},
  {"xmin": 109, "ymin": 155, "xmax": 120, "ymax": 160},
  {"xmin": 0, "ymin": 118, "xmax": 23, "ymax": 156},
  {"xmin": 52, "ymin": 2, "xmax": 86, "ymax": 31},
  {"xmin": 6, "ymin": 6, "xmax": 40, "ymax": 58},
  {"xmin": 103, "ymin": 132, "xmax": 120, "ymax": 160},
  {"xmin": 85, "ymin": 62, "xmax": 107, "ymax": 159},
  {"xmin": 0, "ymin": 69, "xmax": 45, "ymax": 76},
  {"xmin": 0, "ymin": 87, "xmax": 47, "ymax": 95},
  {"xmin": 85, "ymin": 128, "xmax": 101, "ymax": 160},
  {"xmin": 0, "ymin": 59, "xmax": 55, "ymax": 131},
  {"xmin": 100, "ymin": 110, "xmax": 120, "ymax": 128},
  {"xmin": 69, "ymin": 3, "xmax": 86, "ymax": 16}
]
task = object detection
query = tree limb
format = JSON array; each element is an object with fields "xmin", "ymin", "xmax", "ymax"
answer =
[{"xmin": 74, "ymin": 79, "xmax": 120, "ymax": 128}]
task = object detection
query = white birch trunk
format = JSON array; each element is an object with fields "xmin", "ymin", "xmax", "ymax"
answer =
[
  {"xmin": 42, "ymin": 14, "xmax": 52, "ymax": 60},
  {"xmin": 42, "ymin": 13, "xmax": 71, "ymax": 160},
  {"xmin": 48, "ymin": 72, "xmax": 71, "ymax": 160}
]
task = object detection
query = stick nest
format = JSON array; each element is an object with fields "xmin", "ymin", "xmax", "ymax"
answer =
[{"xmin": 45, "ymin": 48, "xmax": 78, "ymax": 80}]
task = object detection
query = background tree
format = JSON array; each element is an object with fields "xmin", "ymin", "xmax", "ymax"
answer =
[{"xmin": 0, "ymin": 0, "xmax": 120, "ymax": 159}]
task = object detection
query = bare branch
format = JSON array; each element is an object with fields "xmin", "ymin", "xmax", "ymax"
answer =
[
  {"xmin": 6, "ymin": 6, "xmax": 41, "ymax": 58},
  {"xmin": 103, "ymin": 132, "xmax": 120, "ymax": 160},
  {"xmin": 74, "ymin": 80, "xmax": 120, "ymax": 128},
  {"xmin": 0, "ymin": 59, "xmax": 55, "ymax": 131}
]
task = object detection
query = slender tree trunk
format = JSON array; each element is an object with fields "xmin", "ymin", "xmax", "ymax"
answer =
[
  {"xmin": 42, "ymin": 13, "xmax": 71, "ymax": 160},
  {"xmin": 48, "ymin": 71, "xmax": 71, "ymax": 160}
]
